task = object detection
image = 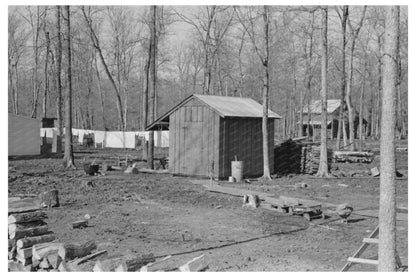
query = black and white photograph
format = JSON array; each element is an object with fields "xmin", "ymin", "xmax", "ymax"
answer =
[{"xmin": 5, "ymin": 1, "xmax": 410, "ymax": 272}]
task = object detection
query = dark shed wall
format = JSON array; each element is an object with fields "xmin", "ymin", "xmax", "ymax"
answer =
[
  {"xmin": 169, "ymin": 98, "xmax": 220, "ymax": 177},
  {"xmin": 218, "ymin": 118, "xmax": 274, "ymax": 178}
]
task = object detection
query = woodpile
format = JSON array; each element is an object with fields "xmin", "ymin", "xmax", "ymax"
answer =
[
  {"xmin": 332, "ymin": 151, "xmax": 374, "ymax": 163},
  {"xmin": 301, "ymin": 145, "xmax": 332, "ymax": 174},
  {"xmin": 8, "ymin": 195, "xmax": 102, "ymax": 272}
]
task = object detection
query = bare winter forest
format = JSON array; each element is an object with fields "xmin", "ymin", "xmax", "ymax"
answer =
[{"xmin": 8, "ymin": 5, "xmax": 408, "ymax": 273}]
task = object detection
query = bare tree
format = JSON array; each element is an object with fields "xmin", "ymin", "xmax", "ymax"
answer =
[
  {"xmin": 81, "ymin": 6, "xmax": 126, "ymax": 131},
  {"xmin": 55, "ymin": 6, "xmax": 63, "ymax": 155},
  {"xmin": 63, "ymin": 5, "xmax": 75, "ymax": 168},
  {"xmin": 378, "ymin": 5, "xmax": 399, "ymax": 272},
  {"xmin": 42, "ymin": 11, "xmax": 51, "ymax": 118},
  {"xmin": 345, "ymin": 6, "xmax": 367, "ymax": 150},
  {"xmin": 236, "ymin": 6, "xmax": 272, "ymax": 180},
  {"xmin": 316, "ymin": 6, "xmax": 330, "ymax": 177}
]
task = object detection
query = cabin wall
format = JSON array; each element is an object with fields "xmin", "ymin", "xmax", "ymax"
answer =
[
  {"xmin": 218, "ymin": 118, "xmax": 274, "ymax": 178},
  {"xmin": 169, "ymin": 99, "xmax": 220, "ymax": 177}
]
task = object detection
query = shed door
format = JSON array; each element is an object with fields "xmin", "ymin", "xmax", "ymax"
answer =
[{"xmin": 183, "ymin": 106, "xmax": 204, "ymax": 176}]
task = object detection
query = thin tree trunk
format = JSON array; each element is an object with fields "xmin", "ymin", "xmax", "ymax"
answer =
[
  {"xmin": 358, "ymin": 65, "xmax": 365, "ymax": 151},
  {"xmin": 42, "ymin": 29, "xmax": 50, "ymax": 119},
  {"xmin": 316, "ymin": 6, "xmax": 330, "ymax": 177},
  {"xmin": 63, "ymin": 5, "xmax": 75, "ymax": 168},
  {"xmin": 147, "ymin": 5, "xmax": 157, "ymax": 169},
  {"xmin": 31, "ymin": 7, "xmax": 41, "ymax": 118},
  {"xmin": 378, "ymin": 5, "xmax": 399, "ymax": 272},
  {"xmin": 93, "ymin": 51, "xmax": 106, "ymax": 130},
  {"xmin": 55, "ymin": 6, "xmax": 63, "ymax": 155},
  {"xmin": 13, "ymin": 63, "xmax": 19, "ymax": 114},
  {"xmin": 337, "ymin": 6, "xmax": 348, "ymax": 150}
]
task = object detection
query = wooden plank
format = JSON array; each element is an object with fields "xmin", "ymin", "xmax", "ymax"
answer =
[
  {"xmin": 362, "ymin": 238, "xmax": 379, "ymax": 244},
  {"xmin": 347, "ymin": 257, "xmax": 378, "ymax": 265},
  {"xmin": 341, "ymin": 226, "xmax": 379, "ymax": 271},
  {"xmin": 169, "ymin": 113, "xmax": 175, "ymax": 174}
]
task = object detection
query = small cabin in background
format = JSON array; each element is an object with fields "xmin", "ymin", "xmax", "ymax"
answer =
[
  {"xmin": 146, "ymin": 94, "xmax": 281, "ymax": 179},
  {"xmin": 8, "ymin": 113, "xmax": 41, "ymax": 156}
]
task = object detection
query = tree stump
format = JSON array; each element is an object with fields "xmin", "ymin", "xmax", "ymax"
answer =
[{"xmin": 39, "ymin": 190, "xmax": 59, "ymax": 208}]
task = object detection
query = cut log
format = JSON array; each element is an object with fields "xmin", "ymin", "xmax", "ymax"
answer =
[
  {"xmin": 115, "ymin": 263, "xmax": 128, "ymax": 272},
  {"xmin": 39, "ymin": 189, "xmax": 59, "ymax": 208},
  {"xmin": 9, "ymin": 222, "xmax": 48, "ymax": 240},
  {"xmin": 47, "ymin": 254, "xmax": 61, "ymax": 269},
  {"xmin": 8, "ymin": 198, "xmax": 41, "ymax": 214},
  {"xmin": 123, "ymin": 254, "xmax": 155, "ymax": 271},
  {"xmin": 93, "ymin": 260, "xmax": 107, "ymax": 272},
  {"xmin": 16, "ymin": 255, "xmax": 32, "ymax": 266},
  {"xmin": 39, "ymin": 258, "xmax": 51, "ymax": 269},
  {"xmin": 8, "ymin": 260, "xmax": 26, "ymax": 272},
  {"xmin": 32, "ymin": 256, "xmax": 40, "ymax": 268},
  {"xmin": 16, "ymin": 247, "xmax": 32, "ymax": 259},
  {"xmin": 32, "ymin": 242, "xmax": 64, "ymax": 261},
  {"xmin": 58, "ymin": 240, "xmax": 97, "ymax": 261},
  {"xmin": 8, "ymin": 211, "xmax": 47, "ymax": 224},
  {"xmin": 179, "ymin": 254, "xmax": 206, "ymax": 272},
  {"xmin": 72, "ymin": 219, "xmax": 88, "ymax": 229},
  {"xmin": 17, "ymin": 233, "xmax": 56, "ymax": 249},
  {"xmin": 58, "ymin": 260, "xmax": 78, "ymax": 272},
  {"xmin": 242, "ymin": 194, "xmax": 260, "ymax": 208},
  {"xmin": 9, "ymin": 246, "xmax": 17, "ymax": 260},
  {"xmin": 140, "ymin": 255, "xmax": 172, "ymax": 272},
  {"xmin": 9, "ymin": 239, "xmax": 16, "ymax": 251},
  {"xmin": 71, "ymin": 249, "xmax": 107, "ymax": 265}
]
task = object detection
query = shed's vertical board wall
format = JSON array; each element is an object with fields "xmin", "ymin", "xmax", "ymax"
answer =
[
  {"xmin": 8, "ymin": 115, "xmax": 41, "ymax": 156},
  {"xmin": 169, "ymin": 99, "xmax": 220, "ymax": 177}
]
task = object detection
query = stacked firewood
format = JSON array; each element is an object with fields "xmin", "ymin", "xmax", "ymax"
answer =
[
  {"xmin": 8, "ymin": 197, "xmax": 56, "ymax": 271},
  {"xmin": 301, "ymin": 145, "xmax": 332, "ymax": 174}
]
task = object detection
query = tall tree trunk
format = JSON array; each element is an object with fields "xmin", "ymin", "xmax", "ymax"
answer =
[
  {"xmin": 31, "ymin": 7, "xmax": 41, "ymax": 118},
  {"xmin": 337, "ymin": 6, "xmax": 348, "ymax": 150},
  {"xmin": 55, "ymin": 6, "xmax": 63, "ymax": 155},
  {"xmin": 63, "ymin": 5, "xmax": 75, "ymax": 168},
  {"xmin": 316, "ymin": 6, "xmax": 330, "ymax": 177},
  {"xmin": 261, "ymin": 6, "xmax": 271, "ymax": 180},
  {"xmin": 375, "ymin": 43, "xmax": 382, "ymax": 139},
  {"xmin": 147, "ymin": 5, "xmax": 157, "ymax": 169},
  {"xmin": 93, "ymin": 51, "xmax": 106, "ymax": 130},
  {"xmin": 358, "ymin": 62, "xmax": 365, "ymax": 151},
  {"xmin": 378, "ymin": 5, "xmax": 399, "ymax": 272},
  {"xmin": 42, "ymin": 28, "xmax": 50, "ymax": 118},
  {"xmin": 12, "ymin": 63, "xmax": 19, "ymax": 114}
]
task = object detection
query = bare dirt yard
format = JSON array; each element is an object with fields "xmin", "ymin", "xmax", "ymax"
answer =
[{"xmin": 8, "ymin": 140, "xmax": 408, "ymax": 271}]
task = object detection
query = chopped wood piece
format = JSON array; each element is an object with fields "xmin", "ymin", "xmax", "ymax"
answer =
[
  {"xmin": 39, "ymin": 258, "xmax": 51, "ymax": 269},
  {"xmin": 32, "ymin": 242, "xmax": 64, "ymax": 261},
  {"xmin": 17, "ymin": 233, "xmax": 56, "ymax": 249},
  {"xmin": 72, "ymin": 219, "xmax": 88, "ymax": 229},
  {"xmin": 9, "ymin": 223, "xmax": 48, "ymax": 240},
  {"xmin": 9, "ymin": 246, "xmax": 17, "ymax": 260},
  {"xmin": 123, "ymin": 254, "xmax": 155, "ymax": 271},
  {"xmin": 140, "ymin": 255, "xmax": 172, "ymax": 272},
  {"xmin": 179, "ymin": 254, "xmax": 206, "ymax": 272},
  {"xmin": 8, "ymin": 211, "xmax": 47, "ymax": 224},
  {"xmin": 93, "ymin": 260, "xmax": 107, "ymax": 272},
  {"xmin": 58, "ymin": 240, "xmax": 97, "ymax": 261},
  {"xmin": 115, "ymin": 263, "xmax": 128, "ymax": 272},
  {"xmin": 71, "ymin": 249, "xmax": 107, "ymax": 265},
  {"xmin": 16, "ymin": 255, "xmax": 32, "ymax": 266},
  {"xmin": 17, "ymin": 247, "xmax": 32, "ymax": 259},
  {"xmin": 8, "ymin": 239, "xmax": 16, "ymax": 251},
  {"xmin": 8, "ymin": 198, "xmax": 41, "ymax": 214},
  {"xmin": 47, "ymin": 254, "xmax": 62, "ymax": 269},
  {"xmin": 39, "ymin": 189, "xmax": 60, "ymax": 208},
  {"xmin": 243, "ymin": 194, "xmax": 260, "ymax": 208},
  {"xmin": 58, "ymin": 261, "xmax": 72, "ymax": 272},
  {"xmin": 8, "ymin": 260, "xmax": 25, "ymax": 272},
  {"xmin": 32, "ymin": 256, "xmax": 40, "ymax": 268}
]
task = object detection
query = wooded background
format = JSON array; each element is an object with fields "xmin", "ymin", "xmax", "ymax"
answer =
[{"xmin": 8, "ymin": 6, "xmax": 408, "ymax": 139}]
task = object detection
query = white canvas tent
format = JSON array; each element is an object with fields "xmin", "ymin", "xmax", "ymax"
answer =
[{"xmin": 9, "ymin": 114, "xmax": 41, "ymax": 156}]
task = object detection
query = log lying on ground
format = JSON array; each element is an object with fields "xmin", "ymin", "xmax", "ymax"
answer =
[
  {"xmin": 9, "ymin": 223, "xmax": 49, "ymax": 240},
  {"xmin": 39, "ymin": 189, "xmax": 59, "ymax": 207},
  {"xmin": 94, "ymin": 253, "xmax": 155, "ymax": 272},
  {"xmin": 32, "ymin": 242, "xmax": 64, "ymax": 261},
  {"xmin": 8, "ymin": 198, "xmax": 41, "ymax": 214},
  {"xmin": 332, "ymin": 151, "xmax": 374, "ymax": 163},
  {"xmin": 72, "ymin": 219, "xmax": 88, "ymax": 229},
  {"xmin": 9, "ymin": 211, "xmax": 47, "ymax": 224},
  {"xmin": 58, "ymin": 240, "xmax": 97, "ymax": 261},
  {"xmin": 16, "ymin": 233, "xmax": 56, "ymax": 249}
]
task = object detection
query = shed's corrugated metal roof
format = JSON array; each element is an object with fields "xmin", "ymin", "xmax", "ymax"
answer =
[
  {"xmin": 194, "ymin": 94, "xmax": 281, "ymax": 119},
  {"xmin": 146, "ymin": 94, "xmax": 281, "ymax": 130},
  {"xmin": 301, "ymin": 99, "xmax": 341, "ymax": 114}
]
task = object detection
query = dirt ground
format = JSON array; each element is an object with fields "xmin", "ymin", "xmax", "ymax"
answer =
[{"xmin": 8, "ymin": 140, "xmax": 408, "ymax": 272}]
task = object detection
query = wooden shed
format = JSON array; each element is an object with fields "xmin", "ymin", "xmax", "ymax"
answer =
[
  {"xmin": 8, "ymin": 113, "xmax": 41, "ymax": 156},
  {"xmin": 146, "ymin": 94, "xmax": 281, "ymax": 179}
]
